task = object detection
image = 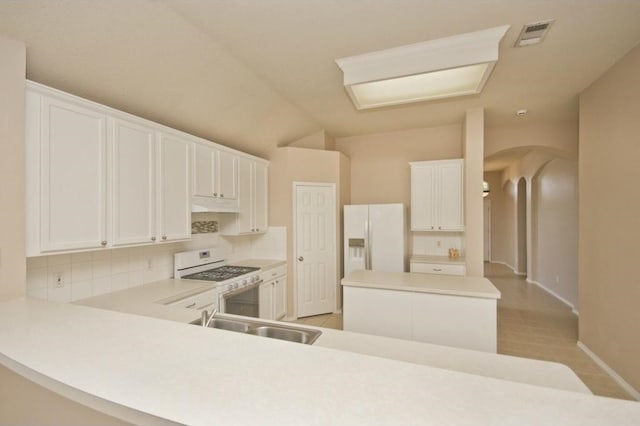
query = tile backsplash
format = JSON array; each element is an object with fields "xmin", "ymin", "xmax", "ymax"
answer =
[
  {"xmin": 412, "ymin": 232, "xmax": 465, "ymax": 257},
  {"xmin": 26, "ymin": 226, "xmax": 287, "ymax": 303}
]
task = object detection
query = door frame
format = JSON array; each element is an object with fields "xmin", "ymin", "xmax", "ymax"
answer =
[{"xmin": 292, "ymin": 181, "xmax": 337, "ymax": 319}]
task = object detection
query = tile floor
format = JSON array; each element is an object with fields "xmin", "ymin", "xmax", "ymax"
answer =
[{"xmin": 289, "ymin": 262, "xmax": 634, "ymax": 400}]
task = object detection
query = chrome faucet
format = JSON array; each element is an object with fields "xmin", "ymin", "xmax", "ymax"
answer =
[{"xmin": 201, "ymin": 309, "xmax": 218, "ymax": 327}]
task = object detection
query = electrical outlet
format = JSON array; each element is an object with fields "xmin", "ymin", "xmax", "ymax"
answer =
[
  {"xmin": 55, "ymin": 273, "xmax": 65, "ymax": 288},
  {"xmin": 555, "ymin": 275, "xmax": 559, "ymax": 284},
  {"xmin": 437, "ymin": 240, "xmax": 441, "ymax": 247},
  {"xmin": 147, "ymin": 259, "xmax": 153, "ymax": 271}
]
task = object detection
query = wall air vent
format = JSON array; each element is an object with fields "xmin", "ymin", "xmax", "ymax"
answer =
[{"xmin": 514, "ymin": 19, "xmax": 555, "ymax": 47}]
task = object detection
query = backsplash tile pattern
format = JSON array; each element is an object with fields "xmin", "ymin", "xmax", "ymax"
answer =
[
  {"xmin": 191, "ymin": 212, "xmax": 218, "ymax": 234},
  {"xmin": 26, "ymin": 226, "xmax": 287, "ymax": 303},
  {"xmin": 412, "ymin": 232, "xmax": 465, "ymax": 257}
]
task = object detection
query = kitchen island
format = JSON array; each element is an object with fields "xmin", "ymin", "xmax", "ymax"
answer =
[
  {"xmin": 2, "ymin": 298, "xmax": 640, "ymax": 425},
  {"xmin": 342, "ymin": 270, "xmax": 501, "ymax": 352}
]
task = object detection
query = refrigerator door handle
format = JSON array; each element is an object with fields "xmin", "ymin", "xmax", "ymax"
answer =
[{"xmin": 364, "ymin": 219, "xmax": 370, "ymax": 270}]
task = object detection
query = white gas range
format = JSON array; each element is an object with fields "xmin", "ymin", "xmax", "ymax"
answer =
[{"xmin": 174, "ymin": 248, "xmax": 263, "ymax": 317}]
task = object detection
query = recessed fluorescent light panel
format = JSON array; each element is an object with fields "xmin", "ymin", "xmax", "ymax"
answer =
[{"xmin": 336, "ymin": 25, "xmax": 510, "ymax": 110}]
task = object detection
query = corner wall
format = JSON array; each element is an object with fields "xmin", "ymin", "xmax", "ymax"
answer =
[
  {"xmin": 463, "ymin": 109, "xmax": 484, "ymax": 277},
  {"xmin": 0, "ymin": 35, "xmax": 26, "ymax": 301},
  {"xmin": 579, "ymin": 42, "xmax": 640, "ymax": 394}
]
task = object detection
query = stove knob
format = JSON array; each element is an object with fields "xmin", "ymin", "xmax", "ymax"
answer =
[
  {"xmin": 242, "ymin": 279, "xmax": 248, "ymax": 285},
  {"xmin": 233, "ymin": 283, "xmax": 239, "ymax": 289}
]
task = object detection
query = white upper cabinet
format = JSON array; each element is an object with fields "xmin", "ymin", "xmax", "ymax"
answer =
[
  {"xmin": 26, "ymin": 91, "xmax": 108, "ymax": 255},
  {"xmin": 410, "ymin": 159, "xmax": 464, "ymax": 232},
  {"xmin": 26, "ymin": 82, "xmax": 192, "ymax": 256},
  {"xmin": 192, "ymin": 144, "xmax": 239, "ymax": 212},
  {"xmin": 157, "ymin": 132, "xmax": 192, "ymax": 242},
  {"xmin": 220, "ymin": 157, "xmax": 268, "ymax": 235},
  {"xmin": 110, "ymin": 118, "xmax": 156, "ymax": 247}
]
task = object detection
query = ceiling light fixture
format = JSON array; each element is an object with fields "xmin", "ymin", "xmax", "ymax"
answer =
[
  {"xmin": 335, "ymin": 25, "xmax": 510, "ymax": 110},
  {"xmin": 516, "ymin": 109, "xmax": 528, "ymax": 116}
]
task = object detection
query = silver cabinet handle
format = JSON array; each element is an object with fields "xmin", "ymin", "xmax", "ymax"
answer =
[
  {"xmin": 213, "ymin": 192, "xmax": 218, "ymax": 197},
  {"xmin": 438, "ymin": 226, "xmax": 442, "ymax": 230},
  {"xmin": 185, "ymin": 302, "xmax": 196, "ymax": 308},
  {"xmin": 433, "ymin": 268, "xmax": 442, "ymax": 272},
  {"xmin": 101, "ymin": 241, "xmax": 107, "ymax": 246},
  {"xmin": 255, "ymin": 228, "xmax": 259, "ymax": 232},
  {"xmin": 151, "ymin": 236, "xmax": 156, "ymax": 241},
  {"xmin": 431, "ymin": 226, "xmax": 434, "ymax": 230},
  {"xmin": 298, "ymin": 256, "xmax": 304, "ymax": 261},
  {"xmin": 220, "ymin": 193, "xmax": 224, "ymax": 197},
  {"xmin": 162, "ymin": 235, "xmax": 167, "ymax": 241}
]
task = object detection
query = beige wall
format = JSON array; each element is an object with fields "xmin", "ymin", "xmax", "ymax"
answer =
[
  {"xmin": 483, "ymin": 171, "xmax": 507, "ymax": 264},
  {"xmin": 485, "ymin": 121, "xmax": 578, "ymax": 159},
  {"xmin": 335, "ymin": 124, "xmax": 462, "ymax": 206},
  {"xmin": 268, "ymin": 147, "xmax": 349, "ymax": 316},
  {"xmin": 0, "ymin": 35, "xmax": 26, "ymax": 301},
  {"xmin": 286, "ymin": 129, "xmax": 336, "ymax": 151},
  {"xmin": 533, "ymin": 158, "xmax": 578, "ymax": 308},
  {"xmin": 463, "ymin": 109, "xmax": 484, "ymax": 277},
  {"xmin": 579, "ymin": 42, "xmax": 640, "ymax": 393}
]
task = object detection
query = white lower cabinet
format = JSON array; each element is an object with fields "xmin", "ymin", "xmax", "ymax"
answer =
[
  {"xmin": 26, "ymin": 81, "xmax": 192, "ymax": 256},
  {"xmin": 259, "ymin": 265, "xmax": 286, "ymax": 320}
]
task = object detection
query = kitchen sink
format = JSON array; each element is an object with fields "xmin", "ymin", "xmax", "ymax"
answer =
[
  {"xmin": 190, "ymin": 316, "xmax": 321, "ymax": 345},
  {"xmin": 247, "ymin": 326, "xmax": 318, "ymax": 344}
]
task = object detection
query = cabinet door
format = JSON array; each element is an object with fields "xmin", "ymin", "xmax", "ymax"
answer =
[
  {"xmin": 410, "ymin": 164, "xmax": 435, "ymax": 231},
  {"xmin": 235, "ymin": 156, "xmax": 254, "ymax": 233},
  {"xmin": 274, "ymin": 276, "xmax": 286, "ymax": 320},
  {"xmin": 437, "ymin": 160, "xmax": 464, "ymax": 231},
  {"xmin": 40, "ymin": 96, "xmax": 107, "ymax": 252},
  {"xmin": 157, "ymin": 133, "xmax": 191, "ymax": 242},
  {"xmin": 253, "ymin": 161, "xmax": 268, "ymax": 233},
  {"xmin": 192, "ymin": 144, "xmax": 215, "ymax": 197},
  {"xmin": 217, "ymin": 150, "xmax": 238, "ymax": 201},
  {"xmin": 259, "ymin": 280, "xmax": 275, "ymax": 320},
  {"xmin": 111, "ymin": 118, "xmax": 156, "ymax": 246}
]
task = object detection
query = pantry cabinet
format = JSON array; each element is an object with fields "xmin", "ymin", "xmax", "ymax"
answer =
[
  {"xmin": 410, "ymin": 159, "xmax": 464, "ymax": 232},
  {"xmin": 192, "ymin": 143, "xmax": 239, "ymax": 212},
  {"xmin": 219, "ymin": 157, "xmax": 268, "ymax": 235}
]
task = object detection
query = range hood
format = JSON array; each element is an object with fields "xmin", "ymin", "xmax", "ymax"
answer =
[{"xmin": 192, "ymin": 196, "xmax": 239, "ymax": 213}]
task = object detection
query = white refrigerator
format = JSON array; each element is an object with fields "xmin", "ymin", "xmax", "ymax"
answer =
[{"xmin": 343, "ymin": 203, "xmax": 406, "ymax": 276}]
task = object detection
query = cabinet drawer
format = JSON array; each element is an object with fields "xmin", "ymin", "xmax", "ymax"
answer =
[
  {"xmin": 166, "ymin": 289, "xmax": 217, "ymax": 310},
  {"xmin": 410, "ymin": 262, "xmax": 466, "ymax": 276},
  {"xmin": 263, "ymin": 264, "xmax": 286, "ymax": 280}
]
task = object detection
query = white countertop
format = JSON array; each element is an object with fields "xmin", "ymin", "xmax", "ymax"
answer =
[
  {"xmin": 342, "ymin": 270, "xmax": 501, "ymax": 299},
  {"xmin": 410, "ymin": 254, "xmax": 466, "ymax": 265},
  {"xmin": 1, "ymin": 298, "xmax": 640, "ymax": 425}
]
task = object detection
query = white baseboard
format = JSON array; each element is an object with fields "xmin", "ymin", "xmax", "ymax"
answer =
[
  {"xmin": 577, "ymin": 341, "xmax": 640, "ymax": 401},
  {"xmin": 526, "ymin": 279, "xmax": 577, "ymax": 314}
]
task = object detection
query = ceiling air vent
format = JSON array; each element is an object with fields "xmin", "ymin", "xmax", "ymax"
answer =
[{"xmin": 514, "ymin": 19, "xmax": 554, "ymax": 47}]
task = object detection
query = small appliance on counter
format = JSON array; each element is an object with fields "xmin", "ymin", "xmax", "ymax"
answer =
[{"xmin": 174, "ymin": 248, "xmax": 262, "ymax": 317}]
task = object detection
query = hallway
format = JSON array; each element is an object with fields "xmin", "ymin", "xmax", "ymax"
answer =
[{"xmin": 487, "ymin": 262, "xmax": 633, "ymax": 400}]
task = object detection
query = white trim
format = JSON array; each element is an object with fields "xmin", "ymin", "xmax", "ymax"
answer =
[
  {"xmin": 577, "ymin": 341, "xmax": 640, "ymax": 401},
  {"xmin": 491, "ymin": 261, "xmax": 519, "ymax": 274},
  {"xmin": 292, "ymin": 182, "xmax": 338, "ymax": 319},
  {"xmin": 526, "ymin": 279, "xmax": 577, "ymax": 313}
]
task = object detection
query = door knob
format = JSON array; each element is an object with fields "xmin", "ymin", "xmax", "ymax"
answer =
[{"xmin": 298, "ymin": 256, "xmax": 304, "ymax": 261}]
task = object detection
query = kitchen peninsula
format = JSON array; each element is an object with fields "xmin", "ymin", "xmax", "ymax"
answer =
[{"xmin": 342, "ymin": 270, "xmax": 500, "ymax": 352}]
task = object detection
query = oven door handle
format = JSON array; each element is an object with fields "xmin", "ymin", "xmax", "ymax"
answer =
[{"xmin": 221, "ymin": 279, "xmax": 264, "ymax": 299}]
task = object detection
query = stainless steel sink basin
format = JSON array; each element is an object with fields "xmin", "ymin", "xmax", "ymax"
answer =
[
  {"xmin": 190, "ymin": 316, "xmax": 321, "ymax": 345},
  {"xmin": 247, "ymin": 326, "xmax": 320, "ymax": 344}
]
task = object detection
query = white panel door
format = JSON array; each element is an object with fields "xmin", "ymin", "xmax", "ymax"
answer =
[
  {"xmin": 438, "ymin": 160, "xmax": 464, "ymax": 231},
  {"xmin": 111, "ymin": 118, "xmax": 156, "ymax": 246},
  {"xmin": 369, "ymin": 204, "xmax": 405, "ymax": 272},
  {"xmin": 193, "ymin": 144, "xmax": 214, "ymax": 197},
  {"xmin": 157, "ymin": 133, "xmax": 191, "ymax": 242},
  {"xmin": 296, "ymin": 184, "xmax": 336, "ymax": 318},
  {"xmin": 217, "ymin": 150, "xmax": 238, "ymax": 201},
  {"xmin": 40, "ymin": 96, "xmax": 107, "ymax": 252},
  {"xmin": 253, "ymin": 161, "xmax": 268, "ymax": 233},
  {"xmin": 410, "ymin": 164, "xmax": 435, "ymax": 230}
]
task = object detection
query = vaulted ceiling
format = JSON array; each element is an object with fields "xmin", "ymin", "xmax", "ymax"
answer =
[{"xmin": 1, "ymin": 1, "xmax": 639, "ymax": 157}]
